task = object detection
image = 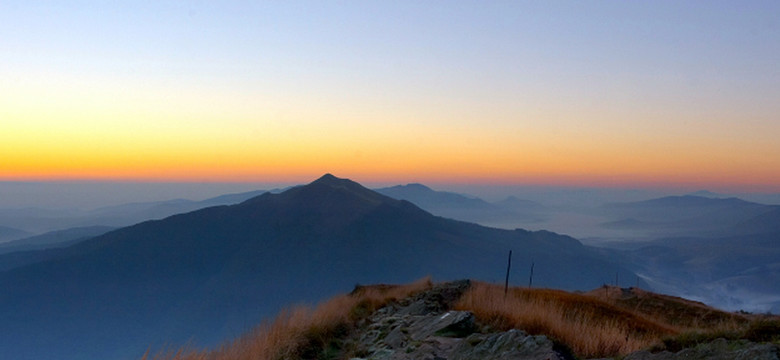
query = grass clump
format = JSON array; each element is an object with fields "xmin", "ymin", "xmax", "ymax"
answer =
[
  {"xmin": 455, "ymin": 282, "xmax": 780, "ymax": 359},
  {"xmin": 744, "ymin": 318, "xmax": 780, "ymax": 343},
  {"xmin": 454, "ymin": 281, "xmax": 677, "ymax": 358}
]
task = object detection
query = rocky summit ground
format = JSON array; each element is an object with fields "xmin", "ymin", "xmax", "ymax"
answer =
[
  {"xmin": 341, "ymin": 281, "xmax": 779, "ymax": 360},
  {"xmin": 345, "ymin": 280, "xmax": 574, "ymax": 360}
]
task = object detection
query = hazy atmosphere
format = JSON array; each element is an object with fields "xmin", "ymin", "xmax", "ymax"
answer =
[{"xmin": 2, "ymin": 2, "xmax": 779, "ymax": 360}]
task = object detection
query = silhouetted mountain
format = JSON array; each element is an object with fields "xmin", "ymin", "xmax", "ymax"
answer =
[
  {"xmin": 733, "ymin": 206, "xmax": 780, "ymax": 234},
  {"xmin": 0, "ymin": 226, "xmax": 115, "ymax": 255},
  {"xmin": 0, "ymin": 225, "xmax": 32, "ymax": 243},
  {"xmin": 599, "ymin": 218, "xmax": 655, "ymax": 229},
  {"xmin": 0, "ymin": 189, "xmax": 269, "ymax": 234},
  {"xmin": 375, "ymin": 183, "xmax": 495, "ymax": 210},
  {"xmin": 620, "ymin": 195, "xmax": 757, "ymax": 208},
  {"xmin": 375, "ymin": 183, "xmax": 545, "ymax": 228},
  {"xmin": 601, "ymin": 195, "xmax": 773, "ymax": 236},
  {"xmin": 195, "ymin": 189, "xmax": 268, "ymax": 206},
  {"xmin": 687, "ymin": 190, "xmax": 728, "ymax": 198},
  {"xmin": 0, "ymin": 174, "xmax": 637, "ymax": 360}
]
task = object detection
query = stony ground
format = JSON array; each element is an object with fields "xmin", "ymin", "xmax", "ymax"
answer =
[
  {"xmin": 344, "ymin": 280, "xmax": 574, "ymax": 360},
  {"xmin": 337, "ymin": 280, "xmax": 779, "ymax": 360}
]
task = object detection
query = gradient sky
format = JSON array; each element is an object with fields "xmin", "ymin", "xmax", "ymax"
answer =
[{"xmin": 2, "ymin": 1, "xmax": 779, "ymax": 191}]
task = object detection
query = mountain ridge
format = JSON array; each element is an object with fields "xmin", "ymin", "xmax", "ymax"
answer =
[{"xmin": 0, "ymin": 174, "xmax": 643, "ymax": 360}]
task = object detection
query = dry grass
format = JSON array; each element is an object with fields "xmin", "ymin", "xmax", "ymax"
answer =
[
  {"xmin": 453, "ymin": 282, "xmax": 772, "ymax": 358},
  {"xmin": 454, "ymin": 282, "xmax": 679, "ymax": 358},
  {"xmin": 585, "ymin": 285, "xmax": 750, "ymax": 330},
  {"xmin": 143, "ymin": 277, "xmax": 432, "ymax": 360},
  {"xmin": 145, "ymin": 279, "xmax": 775, "ymax": 360}
]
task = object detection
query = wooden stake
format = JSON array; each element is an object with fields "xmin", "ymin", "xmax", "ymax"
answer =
[{"xmin": 504, "ymin": 250, "xmax": 512, "ymax": 297}]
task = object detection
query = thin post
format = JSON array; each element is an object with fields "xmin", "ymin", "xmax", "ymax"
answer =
[
  {"xmin": 528, "ymin": 262, "xmax": 534, "ymax": 288},
  {"xmin": 504, "ymin": 250, "xmax": 512, "ymax": 297}
]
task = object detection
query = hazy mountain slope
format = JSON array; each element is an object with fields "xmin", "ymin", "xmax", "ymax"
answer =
[
  {"xmin": 0, "ymin": 225, "xmax": 32, "ymax": 243},
  {"xmin": 601, "ymin": 195, "xmax": 774, "ymax": 237},
  {"xmin": 0, "ymin": 225, "xmax": 115, "ymax": 255},
  {"xmin": 0, "ymin": 174, "xmax": 637, "ymax": 360},
  {"xmin": 605, "ymin": 232, "xmax": 780, "ymax": 313},
  {"xmin": 733, "ymin": 206, "xmax": 780, "ymax": 234},
  {"xmin": 375, "ymin": 183, "xmax": 545, "ymax": 228},
  {"xmin": 375, "ymin": 183, "xmax": 495, "ymax": 209},
  {"xmin": 0, "ymin": 189, "xmax": 268, "ymax": 234}
]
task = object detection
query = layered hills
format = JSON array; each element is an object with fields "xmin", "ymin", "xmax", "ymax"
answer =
[{"xmin": 0, "ymin": 174, "xmax": 638, "ymax": 360}]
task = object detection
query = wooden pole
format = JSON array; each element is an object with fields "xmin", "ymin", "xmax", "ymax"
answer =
[
  {"xmin": 528, "ymin": 262, "xmax": 534, "ymax": 288},
  {"xmin": 504, "ymin": 250, "xmax": 512, "ymax": 297}
]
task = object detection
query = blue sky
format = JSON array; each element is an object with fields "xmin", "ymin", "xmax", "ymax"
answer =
[{"xmin": 2, "ymin": 1, "xmax": 779, "ymax": 191}]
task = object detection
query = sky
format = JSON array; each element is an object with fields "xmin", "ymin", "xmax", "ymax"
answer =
[{"xmin": 2, "ymin": 1, "xmax": 779, "ymax": 192}]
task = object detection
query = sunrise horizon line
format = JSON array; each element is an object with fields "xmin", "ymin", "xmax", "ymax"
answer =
[{"xmin": 2, "ymin": 173, "xmax": 778, "ymax": 194}]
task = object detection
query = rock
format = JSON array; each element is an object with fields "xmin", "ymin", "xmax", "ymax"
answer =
[
  {"xmin": 347, "ymin": 280, "xmax": 571, "ymax": 360},
  {"xmin": 396, "ymin": 279, "xmax": 471, "ymax": 316},
  {"xmin": 409, "ymin": 311, "xmax": 477, "ymax": 340},
  {"xmin": 451, "ymin": 329, "xmax": 569, "ymax": 360}
]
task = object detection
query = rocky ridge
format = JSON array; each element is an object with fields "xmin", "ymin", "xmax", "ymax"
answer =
[
  {"xmin": 346, "ymin": 280, "xmax": 574, "ymax": 360},
  {"xmin": 342, "ymin": 281, "xmax": 779, "ymax": 360}
]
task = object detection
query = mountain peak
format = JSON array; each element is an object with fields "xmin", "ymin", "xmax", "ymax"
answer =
[
  {"xmin": 309, "ymin": 173, "xmax": 370, "ymax": 192},
  {"xmin": 310, "ymin": 173, "xmax": 371, "ymax": 189},
  {"xmin": 265, "ymin": 173, "xmax": 400, "ymax": 215},
  {"xmin": 687, "ymin": 190, "xmax": 724, "ymax": 198},
  {"xmin": 404, "ymin": 183, "xmax": 434, "ymax": 191},
  {"xmin": 313, "ymin": 173, "xmax": 339, "ymax": 183}
]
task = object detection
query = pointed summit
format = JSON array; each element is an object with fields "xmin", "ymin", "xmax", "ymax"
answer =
[
  {"xmin": 304, "ymin": 173, "xmax": 382, "ymax": 198},
  {"xmin": 310, "ymin": 173, "xmax": 361, "ymax": 189},
  {"xmin": 313, "ymin": 173, "xmax": 339, "ymax": 183},
  {"xmin": 239, "ymin": 173, "xmax": 403, "ymax": 223}
]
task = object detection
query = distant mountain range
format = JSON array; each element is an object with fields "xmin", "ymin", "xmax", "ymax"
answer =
[
  {"xmin": 375, "ymin": 183, "xmax": 546, "ymax": 228},
  {"xmin": 0, "ymin": 174, "xmax": 637, "ymax": 360},
  {"xmin": 0, "ymin": 189, "xmax": 270, "ymax": 234},
  {"xmin": 595, "ymin": 195, "xmax": 780, "ymax": 313},
  {"xmin": 0, "ymin": 226, "xmax": 115, "ymax": 255},
  {"xmin": 601, "ymin": 195, "xmax": 779, "ymax": 237},
  {"xmin": 0, "ymin": 225, "xmax": 32, "ymax": 243}
]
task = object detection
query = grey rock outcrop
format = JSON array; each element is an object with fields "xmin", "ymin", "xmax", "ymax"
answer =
[
  {"xmin": 346, "ymin": 280, "xmax": 779, "ymax": 360},
  {"xmin": 452, "ymin": 330, "xmax": 567, "ymax": 360},
  {"xmin": 347, "ymin": 281, "xmax": 571, "ymax": 360}
]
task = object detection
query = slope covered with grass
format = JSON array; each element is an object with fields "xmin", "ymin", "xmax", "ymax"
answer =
[{"xmin": 147, "ymin": 280, "xmax": 779, "ymax": 360}]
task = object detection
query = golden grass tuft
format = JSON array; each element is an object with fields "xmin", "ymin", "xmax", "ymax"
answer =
[
  {"xmin": 144, "ymin": 277, "xmax": 432, "ymax": 360},
  {"xmin": 453, "ymin": 282, "xmax": 765, "ymax": 358},
  {"xmin": 585, "ymin": 285, "xmax": 750, "ymax": 329},
  {"xmin": 454, "ymin": 282, "xmax": 678, "ymax": 358}
]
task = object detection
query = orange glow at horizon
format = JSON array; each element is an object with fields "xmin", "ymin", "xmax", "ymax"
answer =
[{"xmin": 3, "ymin": 60, "xmax": 779, "ymax": 193}]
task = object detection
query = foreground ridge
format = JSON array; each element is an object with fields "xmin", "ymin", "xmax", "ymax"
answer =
[
  {"xmin": 347, "ymin": 280, "xmax": 573, "ymax": 360},
  {"xmin": 148, "ymin": 280, "xmax": 780, "ymax": 360}
]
